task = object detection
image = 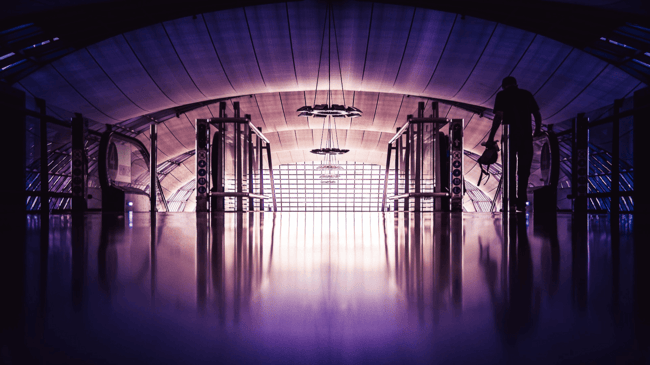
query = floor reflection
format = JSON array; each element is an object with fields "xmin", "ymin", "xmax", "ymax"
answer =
[{"xmin": 15, "ymin": 212, "xmax": 645, "ymax": 364}]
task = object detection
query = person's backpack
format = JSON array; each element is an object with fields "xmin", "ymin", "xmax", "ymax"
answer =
[{"xmin": 477, "ymin": 140, "xmax": 499, "ymax": 186}]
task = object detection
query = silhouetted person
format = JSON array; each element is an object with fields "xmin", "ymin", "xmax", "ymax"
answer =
[{"xmin": 488, "ymin": 76, "xmax": 542, "ymax": 211}]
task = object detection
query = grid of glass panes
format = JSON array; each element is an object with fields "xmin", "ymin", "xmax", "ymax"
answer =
[{"xmin": 253, "ymin": 162, "xmax": 396, "ymax": 212}]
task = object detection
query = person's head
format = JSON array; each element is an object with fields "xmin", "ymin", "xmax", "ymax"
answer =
[{"xmin": 501, "ymin": 76, "xmax": 518, "ymax": 89}]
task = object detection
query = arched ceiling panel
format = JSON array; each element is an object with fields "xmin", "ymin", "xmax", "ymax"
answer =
[
  {"xmin": 372, "ymin": 93, "xmax": 408, "ymax": 132},
  {"xmin": 246, "ymin": 3, "xmax": 299, "ymax": 91},
  {"xmin": 17, "ymin": 65, "xmax": 110, "ymax": 123},
  {"xmin": 202, "ymin": 8, "xmax": 267, "ymax": 93},
  {"xmin": 233, "ymin": 95, "xmax": 267, "ymax": 130},
  {"xmin": 358, "ymin": 3, "xmax": 414, "ymax": 92},
  {"xmin": 331, "ymin": 1, "xmax": 372, "ymax": 90},
  {"xmin": 392, "ymin": 9, "xmax": 456, "ymax": 94},
  {"xmin": 543, "ymin": 66, "xmax": 642, "ymax": 122},
  {"xmin": 162, "ymin": 15, "xmax": 237, "ymax": 98},
  {"xmin": 453, "ymin": 24, "xmax": 536, "ymax": 105},
  {"xmin": 277, "ymin": 130, "xmax": 299, "ymax": 151},
  {"xmin": 481, "ymin": 35, "xmax": 574, "ymax": 108},
  {"xmin": 348, "ymin": 91, "xmax": 380, "ymax": 131},
  {"xmin": 85, "ymin": 36, "xmax": 177, "ymax": 113},
  {"xmin": 123, "ymin": 25, "xmax": 207, "ymax": 105},
  {"xmin": 422, "ymin": 16, "xmax": 497, "ymax": 99},
  {"xmin": 48, "ymin": 49, "xmax": 145, "ymax": 121},
  {"xmin": 255, "ymin": 93, "xmax": 290, "ymax": 132},
  {"xmin": 295, "ymin": 129, "xmax": 315, "ymax": 150},
  {"xmin": 286, "ymin": 1, "xmax": 326, "ymax": 91},
  {"xmin": 279, "ymin": 92, "xmax": 311, "ymax": 131},
  {"xmin": 533, "ymin": 51, "xmax": 613, "ymax": 122}
]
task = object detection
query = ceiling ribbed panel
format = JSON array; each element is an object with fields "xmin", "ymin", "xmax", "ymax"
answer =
[
  {"xmin": 123, "ymin": 25, "xmax": 207, "ymax": 105},
  {"xmin": 287, "ymin": 2, "xmax": 326, "ymax": 91},
  {"xmin": 279, "ymin": 92, "xmax": 311, "ymax": 131},
  {"xmin": 47, "ymin": 50, "xmax": 143, "ymax": 121},
  {"xmin": 358, "ymin": 3, "xmax": 414, "ymax": 92},
  {"xmin": 86, "ymin": 36, "xmax": 177, "ymax": 112},
  {"xmin": 162, "ymin": 16, "xmax": 237, "ymax": 98},
  {"xmin": 392, "ymin": 9, "xmax": 456, "ymax": 94},
  {"xmin": 203, "ymin": 9, "xmax": 267, "ymax": 93},
  {"xmin": 422, "ymin": 16, "xmax": 496, "ymax": 99},
  {"xmin": 453, "ymin": 24, "xmax": 536, "ymax": 105},
  {"xmin": 480, "ymin": 36, "xmax": 574, "ymax": 108},
  {"xmin": 17, "ymin": 65, "xmax": 110, "ymax": 123},
  {"xmin": 331, "ymin": 2, "xmax": 372, "ymax": 90},
  {"xmin": 247, "ymin": 3, "xmax": 298, "ymax": 91}
]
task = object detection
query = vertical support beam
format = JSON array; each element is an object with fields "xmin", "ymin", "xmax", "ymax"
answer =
[
  {"xmin": 394, "ymin": 128, "xmax": 400, "ymax": 211},
  {"xmin": 415, "ymin": 124, "xmax": 422, "ymax": 212},
  {"xmin": 633, "ymin": 88, "xmax": 650, "ymax": 214},
  {"xmin": 0, "ymin": 85, "xmax": 26, "ymax": 345},
  {"xmin": 449, "ymin": 119, "xmax": 464, "ymax": 212},
  {"xmin": 266, "ymin": 145, "xmax": 277, "ymax": 212},
  {"xmin": 236, "ymin": 123, "xmax": 243, "ymax": 211},
  {"xmin": 37, "ymin": 98, "xmax": 49, "ymax": 216},
  {"xmin": 248, "ymin": 124, "xmax": 254, "ymax": 211},
  {"xmin": 611, "ymin": 99, "xmax": 622, "ymax": 216},
  {"xmin": 196, "ymin": 119, "xmax": 210, "ymax": 212},
  {"xmin": 633, "ymin": 86, "xmax": 650, "ymax": 348},
  {"xmin": 258, "ymin": 128, "xmax": 265, "ymax": 211},
  {"xmin": 71, "ymin": 113, "xmax": 87, "ymax": 213},
  {"xmin": 573, "ymin": 113, "xmax": 589, "ymax": 214},
  {"xmin": 381, "ymin": 143, "xmax": 392, "ymax": 211},
  {"xmin": 150, "ymin": 124, "xmax": 157, "ymax": 213},
  {"xmin": 501, "ymin": 124, "xmax": 509, "ymax": 212},
  {"xmin": 433, "ymin": 125, "xmax": 441, "ymax": 211},
  {"xmin": 404, "ymin": 120, "xmax": 411, "ymax": 211},
  {"xmin": 219, "ymin": 101, "xmax": 227, "ymax": 118}
]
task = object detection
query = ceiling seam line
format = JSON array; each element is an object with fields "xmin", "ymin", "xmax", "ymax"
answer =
[
  {"xmin": 463, "ymin": 113, "xmax": 475, "ymax": 130},
  {"xmin": 278, "ymin": 93, "xmax": 290, "ymax": 128},
  {"xmin": 160, "ymin": 23, "xmax": 209, "ymax": 99},
  {"xmin": 48, "ymin": 63, "xmax": 120, "ymax": 122},
  {"xmin": 84, "ymin": 48, "xmax": 148, "ymax": 113},
  {"xmin": 371, "ymin": 93, "xmax": 380, "ymax": 128},
  {"xmin": 206, "ymin": 105, "xmax": 215, "ymax": 118},
  {"xmin": 451, "ymin": 23, "xmax": 499, "ymax": 99},
  {"xmin": 253, "ymin": 95, "xmax": 268, "ymax": 130},
  {"xmin": 592, "ymin": 80, "xmax": 644, "ymax": 121},
  {"xmin": 242, "ymin": 7, "xmax": 267, "ymax": 87},
  {"xmin": 360, "ymin": 2, "xmax": 375, "ymax": 82},
  {"xmin": 546, "ymin": 64, "xmax": 611, "ymax": 120},
  {"xmin": 201, "ymin": 14, "xmax": 236, "ymax": 93},
  {"xmin": 480, "ymin": 33, "xmax": 539, "ymax": 106},
  {"xmin": 533, "ymin": 48, "xmax": 574, "ymax": 96},
  {"xmin": 392, "ymin": 7, "xmax": 418, "ymax": 88},
  {"xmin": 422, "ymin": 14, "xmax": 458, "ymax": 93},
  {"xmin": 121, "ymin": 34, "xmax": 178, "ymax": 105},
  {"xmin": 391, "ymin": 95, "xmax": 406, "ymax": 130},
  {"xmin": 16, "ymin": 81, "xmax": 66, "ymax": 121},
  {"xmin": 184, "ymin": 113, "xmax": 195, "ymax": 129},
  {"xmin": 162, "ymin": 121, "xmax": 191, "ymax": 150},
  {"xmin": 285, "ymin": 2, "xmax": 299, "ymax": 86}
]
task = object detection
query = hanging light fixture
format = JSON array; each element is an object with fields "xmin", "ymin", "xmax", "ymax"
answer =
[{"xmin": 298, "ymin": 2, "xmax": 361, "ymax": 166}]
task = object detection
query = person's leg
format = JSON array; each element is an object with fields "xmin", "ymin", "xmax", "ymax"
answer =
[
  {"xmin": 517, "ymin": 140, "xmax": 534, "ymax": 210},
  {"xmin": 508, "ymin": 144, "xmax": 518, "ymax": 210}
]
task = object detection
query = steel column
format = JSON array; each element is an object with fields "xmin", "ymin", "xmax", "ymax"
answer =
[
  {"xmin": 150, "ymin": 124, "xmax": 157, "ymax": 213},
  {"xmin": 501, "ymin": 124, "xmax": 509, "ymax": 212},
  {"xmin": 611, "ymin": 99, "xmax": 622, "ymax": 215},
  {"xmin": 37, "ymin": 98, "xmax": 49, "ymax": 215}
]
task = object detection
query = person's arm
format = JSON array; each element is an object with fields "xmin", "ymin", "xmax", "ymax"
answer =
[
  {"xmin": 487, "ymin": 111, "xmax": 502, "ymax": 144},
  {"xmin": 533, "ymin": 110, "xmax": 542, "ymax": 136}
]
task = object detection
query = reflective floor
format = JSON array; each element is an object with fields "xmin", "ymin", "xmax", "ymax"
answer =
[{"xmin": 4, "ymin": 212, "xmax": 649, "ymax": 364}]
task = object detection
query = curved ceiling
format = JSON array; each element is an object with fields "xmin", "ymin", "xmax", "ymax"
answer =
[{"xmin": 3, "ymin": 0, "xmax": 647, "ymax": 202}]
